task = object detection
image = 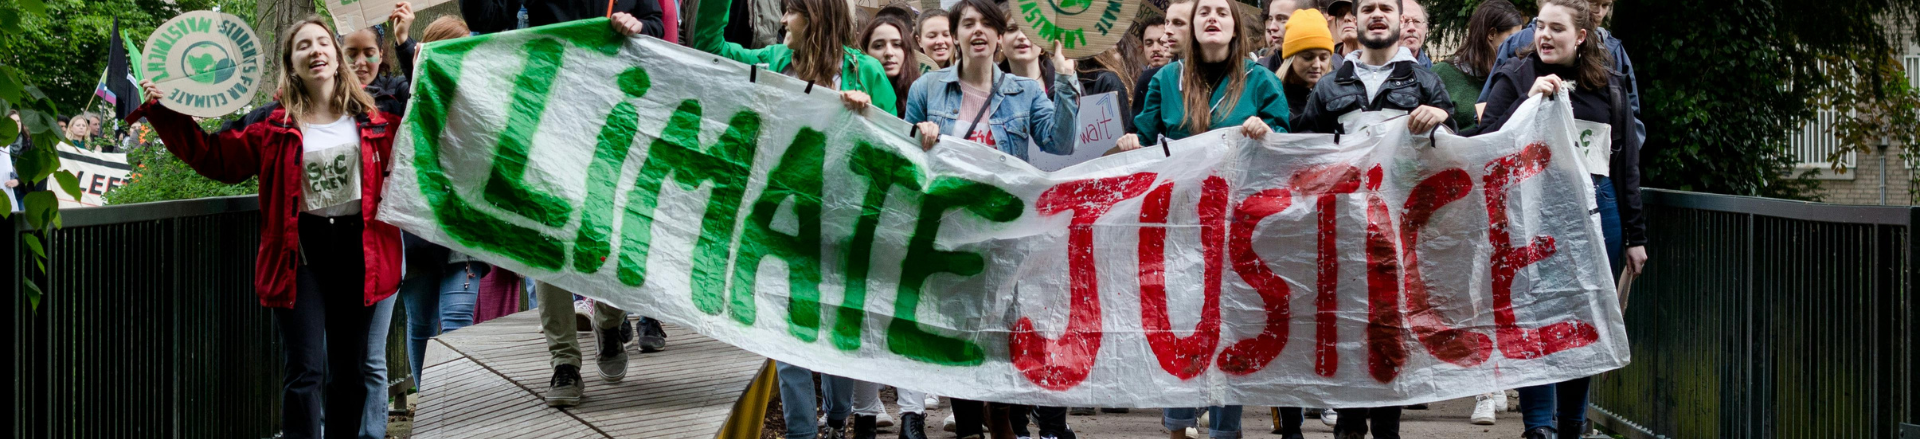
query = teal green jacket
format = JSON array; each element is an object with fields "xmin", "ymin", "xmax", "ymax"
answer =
[
  {"xmin": 1135, "ymin": 60, "xmax": 1290, "ymax": 143},
  {"xmin": 690, "ymin": 0, "xmax": 898, "ymax": 116}
]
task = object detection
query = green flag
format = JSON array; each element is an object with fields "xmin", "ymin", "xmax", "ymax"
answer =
[{"xmin": 120, "ymin": 27, "xmax": 143, "ymax": 83}]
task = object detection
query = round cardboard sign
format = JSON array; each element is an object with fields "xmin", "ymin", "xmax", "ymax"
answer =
[
  {"xmin": 916, "ymin": 51, "xmax": 941, "ymax": 73},
  {"xmin": 1009, "ymin": 0, "xmax": 1140, "ymax": 59},
  {"xmin": 141, "ymin": 11, "xmax": 265, "ymax": 117}
]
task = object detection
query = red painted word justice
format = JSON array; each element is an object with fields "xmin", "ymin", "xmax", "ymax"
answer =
[{"xmin": 1009, "ymin": 143, "xmax": 1599, "ymax": 391}]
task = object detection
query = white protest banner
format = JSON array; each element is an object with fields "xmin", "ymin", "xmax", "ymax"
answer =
[
  {"xmin": 53, "ymin": 144, "xmax": 131, "ymax": 208},
  {"xmin": 322, "ymin": 0, "xmax": 457, "ymax": 34},
  {"xmin": 1031, "ymin": 91, "xmax": 1123, "ymax": 172},
  {"xmin": 141, "ymin": 11, "xmax": 264, "ymax": 118},
  {"xmin": 0, "ymin": 150, "xmax": 17, "ymax": 212},
  {"xmin": 380, "ymin": 19, "xmax": 1629, "ymax": 407}
]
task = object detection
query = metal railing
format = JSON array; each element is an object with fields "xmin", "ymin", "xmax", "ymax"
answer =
[
  {"xmin": 1588, "ymin": 189, "xmax": 1918, "ymax": 439},
  {"xmin": 5, "ymin": 196, "xmax": 413, "ymax": 438}
]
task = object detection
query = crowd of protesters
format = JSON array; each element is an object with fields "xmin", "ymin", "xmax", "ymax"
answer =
[{"xmin": 106, "ymin": 0, "xmax": 1649, "ymax": 437}]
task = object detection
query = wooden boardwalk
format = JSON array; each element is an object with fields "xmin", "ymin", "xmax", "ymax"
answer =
[{"xmin": 412, "ymin": 309, "xmax": 766, "ymax": 438}]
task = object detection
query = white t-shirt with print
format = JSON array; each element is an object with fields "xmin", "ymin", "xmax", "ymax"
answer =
[{"xmin": 300, "ymin": 115, "xmax": 362, "ymax": 217}]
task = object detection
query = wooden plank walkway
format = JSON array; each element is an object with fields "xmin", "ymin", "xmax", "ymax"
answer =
[{"xmin": 412, "ymin": 309, "xmax": 766, "ymax": 438}]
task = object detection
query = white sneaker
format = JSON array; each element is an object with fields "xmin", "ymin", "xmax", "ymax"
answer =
[
  {"xmin": 1491, "ymin": 391, "xmax": 1510, "ymax": 412},
  {"xmin": 571, "ymin": 299, "xmax": 594, "ymax": 332},
  {"xmin": 1501, "ymin": 390, "xmax": 1517, "ymax": 412},
  {"xmin": 876, "ymin": 411, "xmax": 896, "ymax": 428},
  {"xmin": 1320, "ymin": 408, "xmax": 1338, "ymax": 427},
  {"xmin": 942, "ymin": 413, "xmax": 957, "ymax": 432},
  {"xmin": 1470, "ymin": 394, "xmax": 1498, "ymax": 425},
  {"xmin": 926, "ymin": 395, "xmax": 942, "ymax": 409}
]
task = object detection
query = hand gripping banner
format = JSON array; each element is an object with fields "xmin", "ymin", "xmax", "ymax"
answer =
[{"xmin": 379, "ymin": 19, "xmax": 1630, "ymax": 407}]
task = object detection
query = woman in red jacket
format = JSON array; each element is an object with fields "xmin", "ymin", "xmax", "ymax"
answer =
[{"xmin": 131, "ymin": 16, "xmax": 402, "ymax": 439}]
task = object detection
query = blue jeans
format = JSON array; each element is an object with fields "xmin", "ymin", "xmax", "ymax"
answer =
[
  {"xmin": 359, "ymin": 295, "xmax": 395, "ymax": 439},
  {"xmin": 1163, "ymin": 406, "xmax": 1243, "ymax": 439},
  {"xmin": 1516, "ymin": 176, "xmax": 1623, "ymax": 436},
  {"xmin": 399, "ymin": 262, "xmax": 486, "ymax": 389},
  {"xmin": 1596, "ymin": 176, "xmax": 1625, "ymax": 276},
  {"xmin": 777, "ymin": 362, "xmax": 855, "ymax": 439}
]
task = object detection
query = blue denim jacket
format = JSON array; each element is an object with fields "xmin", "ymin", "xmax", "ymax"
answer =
[{"xmin": 903, "ymin": 65, "xmax": 1080, "ymax": 162}]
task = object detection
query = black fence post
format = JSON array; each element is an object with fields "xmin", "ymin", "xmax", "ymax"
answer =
[
  {"xmin": 6, "ymin": 196, "xmax": 279, "ymax": 438},
  {"xmin": 1589, "ymin": 189, "xmax": 1919, "ymax": 439}
]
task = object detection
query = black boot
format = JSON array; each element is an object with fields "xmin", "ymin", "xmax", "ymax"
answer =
[
  {"xmin": 852, "ymin": 415, "xmax": 878, "ymax": 439},
  {"xmin": 821, "ymin": 418, "xmax": 847, "ymax": 439},
  {"xmin": 899, "ymin": 412, "xmax": 928, "ymax": 439},
  {"xmin": 1522, "ymin": 426, "xmax": 1554, "ymax": 439},
  {"xmin": 1558, "ymin": 420, "xmax": 1588, "ymax": 439}
]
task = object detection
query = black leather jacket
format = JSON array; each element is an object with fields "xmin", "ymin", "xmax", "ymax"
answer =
[{"xmin": 1293, "ymin": 60, "xmax": 1454, "ymax": 134}]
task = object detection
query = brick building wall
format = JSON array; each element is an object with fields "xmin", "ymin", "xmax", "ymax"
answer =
[
  {"xmin": 1799, "ymin": 26, "xmax": 1917, "ymax": 205},
  {"xmin": 1812, "ymin": 144, "xmax": 1915, "ymax": 205}
]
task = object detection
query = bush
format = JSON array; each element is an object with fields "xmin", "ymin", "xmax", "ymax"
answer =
[{"xmin": 102, "ymin": 143, "xmax": 259, "ymax": 205}]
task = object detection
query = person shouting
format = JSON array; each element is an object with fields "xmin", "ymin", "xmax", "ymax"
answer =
[
  {"xmin": 1292, "ymin": 1, "xmax": 1455, "ymax": 432},
  {"xmin": 1117, "ymin": 0, "xmax": 1290, "ymax": 434},
  {"xmin": 692, "ymin": 0, "xmax": 894, "ymax": 435},
  {"xmin": 1465, "ymin": 0, "xmax": 1647, "ymax": 437},
  {"xmin": 134, "ymin": 17, "xmax": 399, "ymax": 439},
  {"xmin": 903, "ymin": 0, "xmax": 1081, "ymax": 434}
]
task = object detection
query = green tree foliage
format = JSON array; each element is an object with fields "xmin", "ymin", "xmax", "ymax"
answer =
[
  {"xmin": 3, "ymin": 0, "xmax": 86, "ymax": 309},
  {"xmin": 1425, "ymin": 0, "xmax": 1920, "ymax": 199},
  {"xmin": 103, "ymin": 147, "xmax": 261, "ymax": 204},
  {"xmin": 102, "ymin": 116, "xmax": 259, "ymax": 205},
  {"xmin": 1811, "ymin": 55, "xmax": 1920, "ymax": 202}
]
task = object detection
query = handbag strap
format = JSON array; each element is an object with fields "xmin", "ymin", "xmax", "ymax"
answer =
[{"xmin": 961, "ymin": 72, "xmax": 1001, "ymax": 140}]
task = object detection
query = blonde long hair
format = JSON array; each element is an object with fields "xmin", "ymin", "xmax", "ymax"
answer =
[{"xmin": 279, "ymin": 17, "xmax": 377, "ymax": 123}]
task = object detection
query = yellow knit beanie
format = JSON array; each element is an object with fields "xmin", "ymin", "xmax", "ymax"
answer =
[{"xmin": 1282, "ymin": 9, "xmax": 1336, "ymax": 60}]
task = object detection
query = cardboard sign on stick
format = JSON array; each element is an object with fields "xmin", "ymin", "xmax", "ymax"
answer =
[
  {"xmin": 141, "ymin": 11, "xmax": 264, "ymax": 117},
  {"xmin": 1009, "ymin": 0, "xmax": 1140, "ymax": 58},
  {"xmin": 322, "ymin": 0, "xmax": 457, "ymax": 34}
]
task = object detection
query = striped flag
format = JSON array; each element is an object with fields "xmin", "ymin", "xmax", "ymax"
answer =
[{"xmin": 93, "ymin": 69, "xmax": 116, "ymax": 106}]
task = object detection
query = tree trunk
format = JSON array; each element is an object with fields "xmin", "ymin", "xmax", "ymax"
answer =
[{"xmin": 253, "ymin": 0, "xmax": 317, "ymax": 105}]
